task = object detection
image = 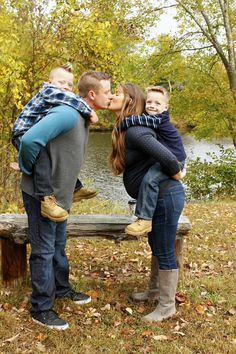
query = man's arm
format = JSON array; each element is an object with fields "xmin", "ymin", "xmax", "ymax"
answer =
[
  {"xmin": 41, "ymin": 85, "xmax": 92, "ymax": 119},
  {"xmin": 120, "ymin": 111, "xmax": 169, "ymax": 131},
  {"xmin": 19, "ymin": 105, "xmax": 79, "ymax": 175}
]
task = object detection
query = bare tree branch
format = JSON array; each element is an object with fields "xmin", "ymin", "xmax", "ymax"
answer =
[{"xmin": 153, "ymin": 4, "xmax": 177, "ymax": 12}]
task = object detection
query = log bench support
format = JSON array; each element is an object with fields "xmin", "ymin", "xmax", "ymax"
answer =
[
  {"xmin": 0, "ymin": 214, "xmax": 191, "ymax": 287},
  {"xmin": 1, "ymin": 239, "xmax": 27, "ymax": 287}
]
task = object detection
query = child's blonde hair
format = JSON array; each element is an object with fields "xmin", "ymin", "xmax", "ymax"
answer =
[
  {"xmin": 146, "ymin": 86, "xmax": 170, "ymax": 106},
  {"xmin": 49, "ymin": 63, "xmax": 73, "ymax": 79}
]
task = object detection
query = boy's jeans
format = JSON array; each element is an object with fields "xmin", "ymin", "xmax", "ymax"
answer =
[
  {"xmin": 22, "ymin": 191, "xmax": 71, "ymax": 312},
  {"xmin": 13, "ymin": 136, "xmax": 82, "ymax": 198},
  {"xmin": 13, "ymin": 136, "xmax": 53, "ymax": 197},
  {"xmin": 135, "ymin": 161, "xmax": 185, "ymax": 220}
]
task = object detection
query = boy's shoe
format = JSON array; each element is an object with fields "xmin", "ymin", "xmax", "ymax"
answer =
[
  {"xmin": 41, "ymin": 195, "xmax": 69, "ymax": 222},
  {"xmin": 58, "ymin": 289, "xmax": 91, "ymax": 305},
  {"xmin": 31, "ymin": 309, "xmax": 69, "ymax": 330},
  {"xmin": 125, "ymin": 219, "xmax": 152, "ymax": 236},
  {"xmin": 73, "ymin": 187, "xmax": 97, "ymax": 203}
]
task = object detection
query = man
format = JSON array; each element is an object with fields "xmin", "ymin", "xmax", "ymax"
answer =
[{"xmin": 20, "ymin": 71, "xmax": 112, "ymax": 330}]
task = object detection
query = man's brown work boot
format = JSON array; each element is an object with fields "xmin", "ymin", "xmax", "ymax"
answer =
[
  {"xmin": 41, "ymin": 195, "xmax": 69, "ymax": 222},
  {"xmin": 73, "ymin": 187, "xmax": 97, "ymax": 203}
]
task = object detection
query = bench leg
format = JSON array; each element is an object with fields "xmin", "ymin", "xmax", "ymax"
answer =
[
  {"xmin": 175, "ymin": 238, "xmax": 184, "ymax": 270},
  {"xmin": 1, "ymin": 239, "xmax": 27, "ymax": 287}
]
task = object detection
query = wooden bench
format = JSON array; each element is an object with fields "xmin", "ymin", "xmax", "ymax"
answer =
[{"xmin": 0, "ymin": 213, "xmax": 191, "ymax": 287}]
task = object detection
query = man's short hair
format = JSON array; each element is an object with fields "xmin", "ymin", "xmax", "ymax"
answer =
[
  {"xmin": 78, "ymin": 71, "xmax": 111, "ymax": 97},
  {"xmin": 146, "ymin": 86, "xmax": 170, "ymax": 104}
]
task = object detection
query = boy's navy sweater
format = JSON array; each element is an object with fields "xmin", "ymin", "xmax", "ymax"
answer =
[{"xmin": 120, "ymin": 111, "xmax": 186, "ymax": 162}]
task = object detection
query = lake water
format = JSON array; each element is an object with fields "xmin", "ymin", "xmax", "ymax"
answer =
[{"xmin": 79, "ymin": 132, "xmax": 234, "ymax": 207}]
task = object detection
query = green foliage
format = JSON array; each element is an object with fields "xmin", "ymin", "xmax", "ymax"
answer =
[{"xmin": 185, "ymin": 146, "xmax": 236, "ymax": 200}]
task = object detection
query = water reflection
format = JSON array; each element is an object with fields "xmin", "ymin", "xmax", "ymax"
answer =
[{"xmin": 79, "ymin": 132, "xmax": 234, "ymax": 207}]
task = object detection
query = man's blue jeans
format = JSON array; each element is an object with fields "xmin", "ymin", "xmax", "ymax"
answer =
[
  {"xmin": 22, "ymin": 191, "xmax": 71, "ymax": 313},
  {"xmin": 148, "ymin": 180, "xmax": 185, "ymax": 270}
]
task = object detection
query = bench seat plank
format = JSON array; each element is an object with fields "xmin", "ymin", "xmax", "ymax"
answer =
[{"xmin": 0, "ymin": 214, "xmax": 191, "ymax": 286}]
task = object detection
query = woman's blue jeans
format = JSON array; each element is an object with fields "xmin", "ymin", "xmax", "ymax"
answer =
[
  {"xmin": 22, "ymin": 191, "xmax": 71, "ymax": 313},
  {"xmin": 148, "ymin": 180, "xmax": 185, "ymax": 270}
]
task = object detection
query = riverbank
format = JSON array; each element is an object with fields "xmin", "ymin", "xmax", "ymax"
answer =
[{"xmin": 0, "ymin": 200, "xmax": 235, "ymax": 353}]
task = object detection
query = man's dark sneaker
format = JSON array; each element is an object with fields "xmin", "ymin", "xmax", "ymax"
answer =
[
  {"xmin": 60, "ymin": 289, "xmax": 91, "ymax": 305},
  {"xmin": 31, "ymin": 309, "xmax": 69, "ymax": 330}
]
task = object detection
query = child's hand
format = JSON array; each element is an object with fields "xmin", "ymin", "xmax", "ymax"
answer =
[
  {"xmin": 172, "ymin": 167, "xmax": 186, "ymax": 181},
  {"xmin": 10, "ymin": 162, "xmax": 20, "ymax": 171},
  {"xmin": 89, "ymin": 110, "xmax": 99, "ymax": 124}
]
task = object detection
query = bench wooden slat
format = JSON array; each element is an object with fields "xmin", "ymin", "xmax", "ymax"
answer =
[{"xmin": 0, "ymin": 214, "xmax": 191, "ymax": 244}]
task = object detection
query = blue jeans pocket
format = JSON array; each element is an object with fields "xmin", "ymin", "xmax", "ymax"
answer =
[{"xmin": 171, "ymin": 190, "xmax": 185, "ymax": 213}]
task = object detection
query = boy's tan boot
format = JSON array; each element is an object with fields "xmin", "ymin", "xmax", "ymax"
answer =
[
  {"xmin": 73, "ymin": 187, "xmax": 97, "ymax": 203},
  {"xmin": 41, "ymin": 196, "xmax": 69, "ymax": 222},
  {"xmin": 131, "ymin": 256, "xmax": 159, "ymax": 301},
  {"xmin": 143, "ymin": 269, "xmax": 179, "ymax": 322},
  {"xmin": 125, "ymin": 219, "xmax": 152, "ymax": 236}
]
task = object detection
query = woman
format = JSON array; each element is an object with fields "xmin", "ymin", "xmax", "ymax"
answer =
[{"xmin": 108, "ymin": 84, "xmax": 185, "ymax": 322}]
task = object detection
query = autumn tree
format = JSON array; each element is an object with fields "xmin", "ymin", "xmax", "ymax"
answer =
[{"xmin": 151, "ymin": 0, "xmax": 236, "ymax": 146}]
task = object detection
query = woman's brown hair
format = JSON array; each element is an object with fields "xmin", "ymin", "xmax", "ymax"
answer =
[{"xmin": 109, "ymin": 84, "xmax": 145, "ymax": 175}]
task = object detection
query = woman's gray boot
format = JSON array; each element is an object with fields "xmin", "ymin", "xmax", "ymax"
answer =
[
  {"xmin": 143, "ymin": 269, "xmax": 179, "ymax": 321},
  {"xmin": 131, "ymin": 256, "xmax": 159, "ymax": 301}
]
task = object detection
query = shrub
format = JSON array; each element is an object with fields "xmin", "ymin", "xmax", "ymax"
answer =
[{"xmin": 185, "ymin": 146, "xmax": 236, "ymax": 201}]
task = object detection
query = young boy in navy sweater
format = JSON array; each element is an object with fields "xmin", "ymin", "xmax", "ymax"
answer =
[{"xmin": 120, "ymin": 86, "xmax": 186, "ymax": 236}]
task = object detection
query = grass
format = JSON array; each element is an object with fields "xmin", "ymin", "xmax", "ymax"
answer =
[{"xmin": 0, "ymin": 199, "xmax": 236, "ymax": 354}]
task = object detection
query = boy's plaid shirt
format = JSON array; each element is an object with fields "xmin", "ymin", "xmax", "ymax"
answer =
[
  {"xmin": 120, "ymin": 111, "xmax": 169, "ymax": 131},
  {"xmin": 12, "ymin": 84, "xmax": 92, "ymax": 139}
]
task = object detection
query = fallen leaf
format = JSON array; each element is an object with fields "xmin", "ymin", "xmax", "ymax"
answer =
[
  {"xmin": 173, "ymin": 323, "xmax": 181, "ymax": 331},
  {"xmin": 172, "ymin": 331, "xmax": 185, "ymax": 336},
  {"xmin": 36, "ymin": 333, "xmax": 47, "ymax": 342},
  {"xmin": 227, "ymin": 306, "xmax": 236, "ymax": 316},
  {"xmin": 176, "ymin": 293, "xmax": 187, "ymax": 303},
  {"xmin": 125, "ymin": 307, "xmax": 133, "ymax": 315},
  {"xmin": 87, "ymin": 290, "xmax": 99, "ymax": 301},
  {"xmin": 208, "ymin": 306, "xmax": 216, "ymax": 315},
  {"xmin": 195, "ymin": 304, "xmax": 206, "ymax": 315},
  {"xmin": 113, "ymin": 321, "xmax": 121, "ymax": 327},
  {"xmin": 35, "ymin": 342, "xmax": 46, "ymax": 352},
  {"xmin": 153, "ymin": 335, "xmax": 168, "ymax": 341},
  {"xmin": 101, "ymin": 304, "xmax": 111, "ymax": 311},
  {"xmin": 19, "ymin": 295, "xmax": 30, "ymax": 309},
  {"xmin": 137, "ymin": 304, "xmax": 145, "ymax": 314},
  {"xmin": 142, "ymin": 330, "xmax": 153, "ymax": 338},
  {"xmin": 179, "ymin": 317, "xmax": 188, "ymax": 324},
  {"xmin": 3, "ymin": 333, "xmax": 20, "ymax": 343},
  {"xmin": 2, "ymin": 303, "xmax": 12, "ymax": 310}
]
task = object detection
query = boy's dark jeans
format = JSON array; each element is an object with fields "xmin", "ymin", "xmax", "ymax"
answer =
[
  {"xmin": 33, "ymin": 148, "xmax": 54, "ymax": 197},
  {"xmin": 135, "ymin": 160, "xmax": 185, "ymax": 220},
  {"xmin": 13, "ymin": 136, "xmax": 82, "ymax": 198}
]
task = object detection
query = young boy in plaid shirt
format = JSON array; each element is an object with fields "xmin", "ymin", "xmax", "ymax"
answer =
[{"xmin": 12, "ymin": 64, "xmax": 98, "ymax": 222}]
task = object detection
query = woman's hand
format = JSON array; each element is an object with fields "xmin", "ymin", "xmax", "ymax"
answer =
[{"xmin": 172, "ymin": 167, "xmax": 186, "ymax": 180}]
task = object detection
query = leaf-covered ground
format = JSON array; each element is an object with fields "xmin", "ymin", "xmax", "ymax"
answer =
[{"xmin": 0, "ymin": 200, "xmax": 236, "ymax": 354}]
